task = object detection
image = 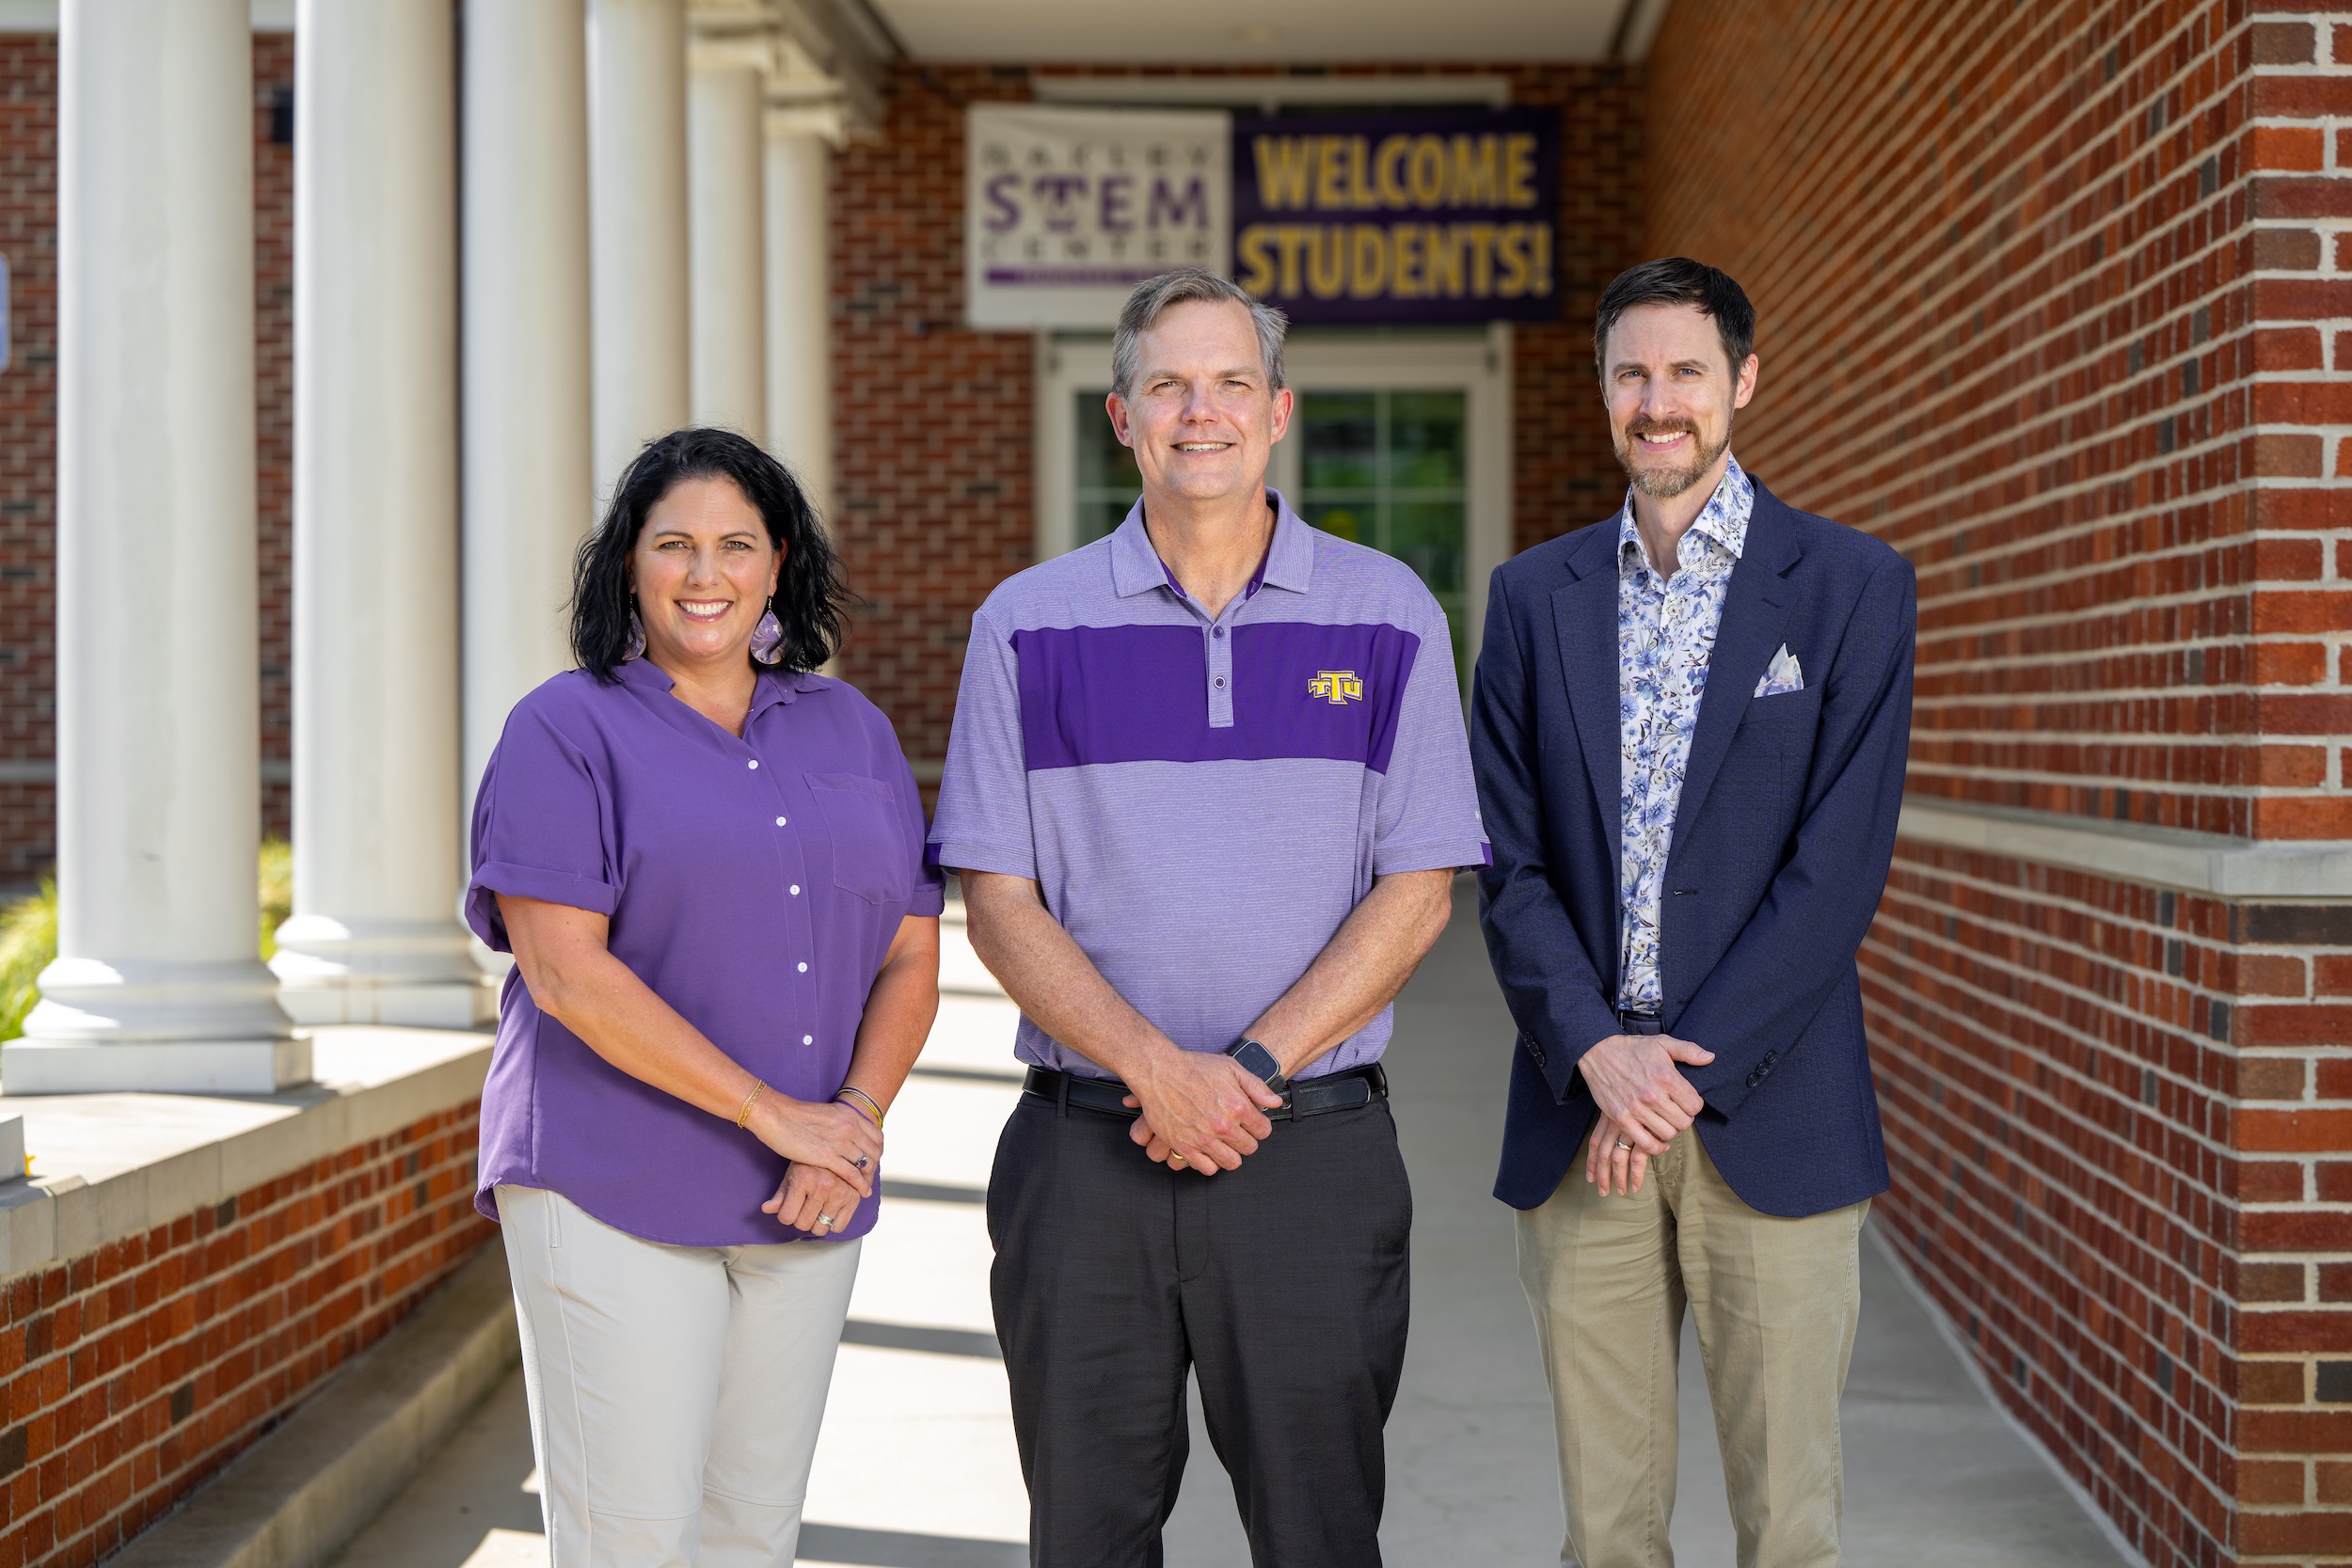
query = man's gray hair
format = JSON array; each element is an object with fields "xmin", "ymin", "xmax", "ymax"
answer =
[{"xmin": 1110, "ymin": 268, "xmax": 1289, "ymax": 397}]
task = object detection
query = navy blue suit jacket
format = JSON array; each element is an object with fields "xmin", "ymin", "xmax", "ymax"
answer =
[{"xmin": 1472, "ymin": 478, "xmax": 1915, "ymax": 1219}]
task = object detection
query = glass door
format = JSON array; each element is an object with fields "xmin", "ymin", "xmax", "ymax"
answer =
[
  {"xmin": 1073, "ymin": 388, "xmax": 1140, "ymax": 547},
  {"xmin": 1270, "ymin": 330, "xmax": 1510, "ymax": 692},
  {"xmin": 1293, "ymin": 388, "xmax": 1469, "ymax": 672}
]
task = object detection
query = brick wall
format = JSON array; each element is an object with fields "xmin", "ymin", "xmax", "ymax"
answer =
[
  {"xmin": 0, "ymin": 36, "xmax": 296, "ymax": 890},
  {"xmin": 1646, "ymin": 2, "xmax": 2352, "ymax": 1562},
  {"xmin": 826, "ymin": 62, "xmax": 1643, "ymax": 773},
  {"xmin": 1503, "ymin": 67, "xmax": 1645, "ymax": 553},
  {"xmin": 7, "ymin": 1102, "xmax": 492, "ymax": 1568},
  {"xmin": 0, "ymin": 37, "xmax": 54, "ymax": 893}
]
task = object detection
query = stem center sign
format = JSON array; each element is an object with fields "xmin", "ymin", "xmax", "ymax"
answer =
[
  {"xmin": 965, "ymin": 105, "xmax": 1232, "ymax": 330},
  {"xmin": 966, "ymin": 103, "xmax": 1559, "ymax": 329}
]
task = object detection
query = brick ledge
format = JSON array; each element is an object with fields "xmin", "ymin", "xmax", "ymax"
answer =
[
  {"xmin": 1898, "ymin": 798, "xmax": 2352, "ymax": 900},
  {"xmin": 0, "ymin": 1026, "xmax": 490, "ymax": 1283}
]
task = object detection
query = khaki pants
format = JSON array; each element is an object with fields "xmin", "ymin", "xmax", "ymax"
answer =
[
  {"xmin": 1517, "ymin": 1128, "xmax": 1867, "ymax": 1568},
  {"xmin": 497, "ymin": 1185, "xmax": 862, "ymax": 1568}
]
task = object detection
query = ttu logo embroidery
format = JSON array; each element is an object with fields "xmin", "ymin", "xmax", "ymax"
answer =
[{"xmin": 1307, "ymin": 670, "xmax": 1364, "ymax": 705}]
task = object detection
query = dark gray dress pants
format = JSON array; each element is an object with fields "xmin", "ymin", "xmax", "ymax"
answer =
[{"xmin": 987, "ymin": 1089, "xmax": 1413, "ymax": 1568}]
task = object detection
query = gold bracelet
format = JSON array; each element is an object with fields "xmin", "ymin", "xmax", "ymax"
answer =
[
  {"xmin": 736, "ymin": 1079, "xmax": 768, "ymax": 1130},
  {"xmin": 835, "ymin": 1085, "xmax": 883, "ymax": 1128}
]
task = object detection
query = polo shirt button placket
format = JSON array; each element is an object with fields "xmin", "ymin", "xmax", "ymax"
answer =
[{"xmin": 1206, "ymin": 610, "xmax": 1237, "ymax": 728}]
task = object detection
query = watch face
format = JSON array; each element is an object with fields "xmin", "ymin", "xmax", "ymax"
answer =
[{"xmin": 1232, "ymin": 1040, "xmax": 1281, "ymax": 1083}]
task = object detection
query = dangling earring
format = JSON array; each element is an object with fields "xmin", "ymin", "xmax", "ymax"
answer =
[
  {"xmin": 625, "ymin": 606, "xmax": 646, "ymax": 661},
  {"xmin": 751, "ymin": 598, "xmax": 785, "ymax": 666}
]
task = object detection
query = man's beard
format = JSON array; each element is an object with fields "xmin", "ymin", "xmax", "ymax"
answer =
[{"xmin": 1614, "ymin": 419, "xmax": 1731, "ymax": 499}]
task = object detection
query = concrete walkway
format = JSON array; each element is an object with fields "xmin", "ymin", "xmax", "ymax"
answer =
[{"xmin": 326, "ymin": 885, "xmax": 2134, "ymax": 1567}]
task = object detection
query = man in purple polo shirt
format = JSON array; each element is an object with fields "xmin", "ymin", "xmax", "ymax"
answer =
[{"xmin": 931, "ymin": 269, "xmax": 1486, "ymax": 1566}]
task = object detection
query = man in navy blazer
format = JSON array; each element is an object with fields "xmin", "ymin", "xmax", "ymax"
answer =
[{"xmin": 1471, "ymin": 259, "xmax": 1915, "ymax": 1568}]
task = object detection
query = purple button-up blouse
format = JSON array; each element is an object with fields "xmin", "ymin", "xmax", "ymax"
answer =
[{"xmin": 465, "ymin": 659, "xmax": 944, "ymax": 1246}]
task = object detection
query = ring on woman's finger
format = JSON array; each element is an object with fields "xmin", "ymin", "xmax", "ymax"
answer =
[
  {"xmin": 851, "ymin": 1154, "xmax": 869, "ymax": 1170},
  {"xmin": 816, "ymin": 1213, "xmax": 834, "ymax": 1228},
  {"xmin": 1615, "ymin": 1137, "xmax": 1636, "ymax": 1151}
]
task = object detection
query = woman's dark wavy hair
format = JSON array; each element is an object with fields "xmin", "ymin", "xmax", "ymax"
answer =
[{"xmin": 570, "ymin": 427, "xmax": 850, "ymax": 681}]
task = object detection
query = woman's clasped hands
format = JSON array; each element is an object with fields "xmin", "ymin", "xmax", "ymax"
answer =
[{"xmin": 750, "ymin": 1093, "xmax": 884, "ymax": 1237}]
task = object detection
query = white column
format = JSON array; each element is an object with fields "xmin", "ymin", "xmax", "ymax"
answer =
[
  {"xmin": 689, "ymin": 61, "xmax": 766, "ymax": 437},
  {"xmin": 764, "ymin": 120, "xmax": 834, "ymax": 510},
  {"xmin": 270, "ymin": 0, "xmax": 488, "ymax": 1028},
  {"xmin": 9, "ymin": 0, "xmax": 303, "ymax": 1093},
  {"xmin": 589, "ymin": 0, "xmax": 689, "ymax": 491},
  {"xmin": 461, "ymin": 0, "xmax": 592, "ymax": 856}
]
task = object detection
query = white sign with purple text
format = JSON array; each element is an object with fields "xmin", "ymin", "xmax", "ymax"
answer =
[{"xmin": 966, "ymin": 104, "xmax": 1232, "ymax": 329}]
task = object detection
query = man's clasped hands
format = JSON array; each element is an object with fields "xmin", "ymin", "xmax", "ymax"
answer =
[
  {"xmin": 1120, "ymin": 1049, "xmax": 1286, "ymax": 1172},
  {"xmin": 1110, "ymin": 1029, "xmax": 1717, "ymax": 1196},
  {"xmin": 1574, "ymin": 1030, "xmax": 1717, "ymax": 1196}
]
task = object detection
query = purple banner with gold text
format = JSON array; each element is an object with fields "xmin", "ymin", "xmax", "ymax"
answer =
[{"xmin": 1232, "ymin": 108, "xmax": 1560, "ymax": 325}]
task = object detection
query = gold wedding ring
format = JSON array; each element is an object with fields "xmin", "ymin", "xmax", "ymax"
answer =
[
  {"xmin": 1615, "ymin": 1137, "xmax": 1635, "ymax": 1151},
  {"xmin": 1169, "ymin": 1153, "xmax": 1185, "ymax": 1168}
]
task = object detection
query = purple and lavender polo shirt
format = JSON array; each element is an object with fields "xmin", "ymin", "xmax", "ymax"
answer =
[
  {"xmin": 930, "ymin": 491, "xmax": 1486, "ymax": 1081},
  {"xmin": 465, "ymin": 660, "xmax": 944, "ymax": 1247}
]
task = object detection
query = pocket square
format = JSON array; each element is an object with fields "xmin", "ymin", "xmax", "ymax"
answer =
[{"xmin": 1755, "ymin": 644, "xmax": 1804, "ymax": 699}]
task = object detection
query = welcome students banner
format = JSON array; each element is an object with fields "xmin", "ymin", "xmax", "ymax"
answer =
[
  {"xmin": 1232, "ymin": 108, "xmax": 1559, "ymax": 325},
  {"xmin": 965, "ymin": 104, "xmax": 1559, "ymax": 329}
]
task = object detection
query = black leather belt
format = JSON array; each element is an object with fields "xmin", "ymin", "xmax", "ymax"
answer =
[
  {"xmin": 1615, "ymin": 1009, "xmax": 1663, "ymax": 1036},
  {"xmin": 1023, "ymin": 1062, "xmax": 1389, "ymax": 1122}
]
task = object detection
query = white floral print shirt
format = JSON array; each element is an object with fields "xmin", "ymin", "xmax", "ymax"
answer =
[{"xmin": 1616, "ymin": 455, "xmax": 1755, "ymax": 1011}]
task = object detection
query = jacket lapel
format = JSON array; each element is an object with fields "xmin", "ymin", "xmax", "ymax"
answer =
[
  {"xmin": 1669, "ymin": 483, "xmax": 1802, "ymax": 863},
  {"xmin": 1549, "ymin": 524, "xmax": 1624, "ymax": 869}
]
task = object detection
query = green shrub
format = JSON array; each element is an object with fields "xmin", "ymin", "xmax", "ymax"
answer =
[
  {"xmin": 0, "ymin": 879, "xmax": 55, "ymax": 1042},
  {"xmin": 0, "ymin": 837, "xmax": 294, "ymax": 1043},
  {"xmin": 259, "ymin": 837, "xmax": 292, "ymax": 961}
]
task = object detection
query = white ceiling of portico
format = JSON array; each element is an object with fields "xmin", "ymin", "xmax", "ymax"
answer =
[{"xmin": 863, "ymin": 0, "xmax": 1659, "ymax": 64}]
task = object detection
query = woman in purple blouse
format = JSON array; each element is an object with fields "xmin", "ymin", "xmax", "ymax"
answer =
[{"xmin": 466, "ymin": 428, "xmax": 943, "ymax": 1566}]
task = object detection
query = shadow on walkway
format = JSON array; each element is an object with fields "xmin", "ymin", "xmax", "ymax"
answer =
[{"xmin": 326, "ymin": 882, "xmax": 2134, "ymax": 1567}]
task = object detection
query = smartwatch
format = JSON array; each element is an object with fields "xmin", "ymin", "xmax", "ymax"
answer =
[{"xmin": 1228, "ymin": 1037, "xmax": 1288, "ymax": 1093}]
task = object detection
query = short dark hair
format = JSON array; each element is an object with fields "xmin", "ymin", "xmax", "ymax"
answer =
[
  {"xmin": 1594, "ymin": 258, "xmax": 1756, "ymax": 377},
  {"xmin": 571, "ymin": 427, "xmax": 850, "ymax": 681}
]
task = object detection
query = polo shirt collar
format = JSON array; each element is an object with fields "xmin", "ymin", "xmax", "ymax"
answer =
[
  {"xmin": 1260, "ymin": 488, "xmax": 1316, "ymax": 593},
  {"xmin": 1107, "ymin": 502, "xmax": 1166, "ymax": 598},
  {"xmin": 615, "ymin": 654, "xmax": 820, "ymax": 711},
  {"xmin": 1107, "ymin": 487, "xmax": 1317, "ymax": 601}
]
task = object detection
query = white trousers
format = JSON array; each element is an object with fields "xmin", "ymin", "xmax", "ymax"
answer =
[{"xmin": 495, "ymin": 1185, "xmax": 861, "ymax": 1568}]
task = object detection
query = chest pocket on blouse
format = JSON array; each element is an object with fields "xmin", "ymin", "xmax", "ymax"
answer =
[{"xmin": 808, "ymin": 773, "xmax": 908, "ymax": 904}]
